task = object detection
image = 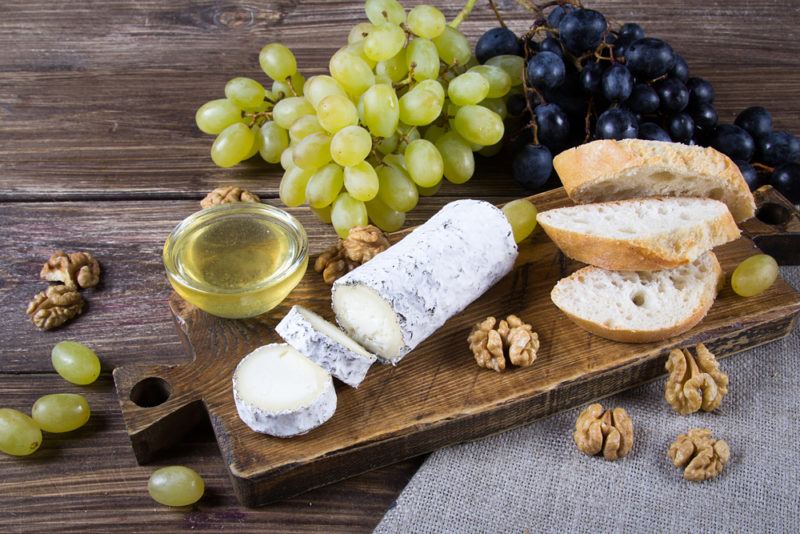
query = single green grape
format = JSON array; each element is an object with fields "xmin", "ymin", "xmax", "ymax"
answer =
[
  {"xmin": 731, "ymin": 254, "xmax": 779, "ymax": 297},
  {"xmin": 469, "ymin": 65, "xmax": 512, "ymax": 99},
  {"xmin": 480, "ymin": 97, "xmax": 508, "ymax": 120},
  {"xmin": 447, "ymin": 72, "xmax": 490, "ymax": 106},
  {"xmin": 292, "ymin": 132, "xmax": 332, "ymax": 170},
  {"xmin": 331, "ymin": 192, "xmax": 369, "ymax": 238},
  {"xmin": 31, "ymin": 393, "xmax": 90, "ymax": 433},
  {"xmin": 423, "ymin": 124, "xmax": 447, "ymax": 144},
  {"xmin": 406, "ymin": 5, "xmax": 446, "ymax": 39},
  {"xmin": 502, "ymin": 199, "xmax": 539, "ymax": 243},
  {"xmin": 377, "ymin": 165, "xmax": 419, "ymax": 212},
  {"xmin": 382, "ymin": 153, "xmax": 408, "ymax": 173},
  {"xmin": 243, "ymin": 124, "xmax": 261, "ymax": 160},
  {"xmin": 224, "ymin": 77, "xmax": 266, "ymax": 111},
  {"xmin": 361, "ymin": 84, "xmax": 400, "ymax": 138},
  {"xmin": 306, "ymin": 163, "xmax": 344, "ymax": 209},
  {"xmin": 432, "ymin": 26, "xmax": 471, "ymax": 66},
  {"xmin": 211, "ymin": 123, "xmax": 255, "ymax": 168},
  {"xmin": 435, "ymin": 131, "xmax": 475, "ymax": 184},
  {"xmin": 312, "ymin": 205, "xmax": 333, "ymax": 224},
  {"xmin": 485, "ymin": 55, "xmax": 525, "ymax": 86},
  {"xmin": 259, "ymin": 43, "xmax": 297, "ymax": 82},
  {"xmin": 453, "ymin": 105, "xmax": 504, "ymax": 146},
  {"xmin": 289, "ymin": 115, "xmax": 324, "ymax": 143},
  {"xmin": 365, "ymin": 0, "xmax": 406, "ymax": 25},
  {"xmin": 280, "ymin": 146, "xmax": 295, "ymax": 170},
  {"xmin": 329, "ymin": 48, "xmax": 375, "ymax": 99},
  {"xmin": 375, "ymin": 48, "xmax": 408, "ymax": 83},
  {"xmin": 418, "ymin": 181, "xmax": 442, "ymax": 197},
  {"xmin": 374, "ymin": 132, "xmax": 399, "ymax": 155},
  {"xmin": 406, "ymin": 38, "xmax": 439, "ymax": 81},
  {"xmin": 366, "ymin": 197, "xmax": 406, "ymax": 232},
  {"xmin": 0, "ymin": 409, "xmax": 42, "ymax": 457},
  {"xmin": 148, "ymin": 466, "xmax": 205, "ymax": 507},
  {"xmin": 272, "ymin": 97, "xmax": 315, "ymax": 130},
  {"xmin": 271, "ymin": 72, "xmax": 305, "ymax": 99},
  {"xmin": 346, "ymin": 41, "xmax": 377, "ymax": 69},
  {"xmin": 404, "ymin": 139, "xmax": 443, "ymax": 188},
  {"xmin": 348, "ymin": 22, "xmax": 375, "ymax": 44},
  {"xmin": 280, "ymin": 167, "xmax": 313, "ymax": 207},
  {"xmin": 317, "ymin": 94, "xmax": 358, "ymax": 134},
  {"xmin": 399, "ymin": 82, "xmax": 444, "ymax": 126},
  {"xmin": 258, "ymin": 121, "xmax": 289, "ymax": 164},
  {"xmin": 51, "ymin": 341, "xmax": 101, "ymax": 386},
  {"xmin": 195, "ymin": 99, "xmax": 243, "ymax": 135},
  {"xmin": 303, "ymin": 75, "xmax": 347, "ymax": 110},
  {"xmin": 363, "ymin": 23, "xmax": 406, "ymax": 62},
  {"xmin": 330, "ymin": 126, "xmax": 372, "ymax": 167},
  {"xmin": 344, "ymin": 161, "xmax": 380, "ymax": 201}
]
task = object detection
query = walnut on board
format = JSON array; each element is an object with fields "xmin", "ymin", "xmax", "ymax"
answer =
[
  {"xmin": 665, "ymin": 343, "xmax": 729, "ymax": 415},
  {"xmin": 26, "ymin": 285, "xmax": 85, "ymax": 330},
  {"xmin": 40, "ymin": 251, "xmax": 101, "ymax": 289},
  {"xmin": 200, "ymin": 186, "xmax": 261, "ymax": 209},
  {"xmin": 468, "ymin": 315, "xmax": 539, "ymax": 372},
  {"xmin": 668, "ymin": 428, "xmax": 730, "ymax": 481},
  {"xmin": 314, "ymin": 225, "xmax": 389, "ymax": 285},
  {"xmin": 573, "ymin": 403, "xmax": 634, "ymax": 461}
]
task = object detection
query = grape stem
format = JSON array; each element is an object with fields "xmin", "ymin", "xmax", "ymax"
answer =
[
  {"xmin": 284, "ymin": 76, "xmax": 299, "ymax": 97},
  {"xmin": 450, "ymin": 0, "xmax": 477, "ymax": 28},
  {"xmin": 753, "ymin": 163, "xmax": 775, "ymax": 173},
  {"xmin": 487, "ymin": 0, "xmax": 507, "ymax": 28}
]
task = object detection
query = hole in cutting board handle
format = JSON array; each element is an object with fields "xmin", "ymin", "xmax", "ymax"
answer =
[
  {"xmin": 756, "ymin": 202, "xmax": 792, "ymax": 226},
  {"xmin": 130, "ymin": 377, "xmax": 172, "ymax": 408}
]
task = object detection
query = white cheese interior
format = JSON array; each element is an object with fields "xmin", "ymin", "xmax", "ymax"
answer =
[
  {"xmin": 297, "ymin": 306, "xmax": 375, "ymax": 359},
  {"xmin": 234, "ymin": 344, "xmax": 330, "ymax": 413},
  {"xmin": 332, "ymin": 284, "xmax": 404, "ymax": 359}
]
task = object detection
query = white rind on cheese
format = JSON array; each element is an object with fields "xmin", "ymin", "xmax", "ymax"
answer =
[
  {"xmin": 232, "ymin": 343, "xmax": 336, "ymax": 437},
  {"xmin": 332, "ymin": 199, "xmax": 518, "ymax": 363},
  {"xmin": 276, "ymin": 305, "xmax": 377, "ymax": 388}
]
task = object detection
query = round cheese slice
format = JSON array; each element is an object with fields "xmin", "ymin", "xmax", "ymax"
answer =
[{"xmin": 232, "ymin": 343, "xmax": 336, "ymax": 437}]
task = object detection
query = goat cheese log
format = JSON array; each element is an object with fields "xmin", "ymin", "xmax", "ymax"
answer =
[
  {"xmin": 233, "ymin": 344, "xmax": 336, "ymax": 437},
  {"xmin": 332, "ymin": 199, "xmax": 518, "ymax": 363},
  {"xmin": 276, "ymin": 305, "xmax": 377, "ymax": 388}
]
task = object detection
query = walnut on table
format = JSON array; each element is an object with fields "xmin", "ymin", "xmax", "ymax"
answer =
[
  {"xmin": 668, "ymin": 428, "xmax": 730, "ymax": 482},
  {"xmin": 40, "ymin": 251, "xmax": 101, "ymax": 290},
  {"xmin": 468, "ymin": 314, "xmax": 539, "ymax": 372},
  {"xmin": 200, "ymin": 186, "xmax": 261, "ymax": 209},
  {"xmin": 665, "ymin": 343, "xmax": 729, "ymax": 415},
  {"xmin": 573, "ymin": 403, "xmax": 634, "ymax": 461},
  {"xmin": 26, "ymin": 285, "xmax": 85, "ymax": 330},
  {"xmin": 314, "ymin": 225, "xmax": 390, "ymax": 285}
]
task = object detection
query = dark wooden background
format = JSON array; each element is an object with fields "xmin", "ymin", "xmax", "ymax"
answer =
[{"xmin": 1, "ymin": 0, "xmax": 798, "ymax": 531}]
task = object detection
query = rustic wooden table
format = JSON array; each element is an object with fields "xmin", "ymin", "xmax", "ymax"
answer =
[{"xmin": 1, "ymin": 0, "xmax": 798, "ymax": 531}]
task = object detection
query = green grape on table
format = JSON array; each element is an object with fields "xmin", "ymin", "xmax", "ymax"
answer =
[
  {"xmin": 51, "ymin": 341, "xmax": 101, "ymax": 385},
  {"xmin": 0, "ymin": 409, "xmax": 41, "ymax": 457},
  {"xmin": 303, "ymin": 75, "xmax": 347, "ymax": 110},
  {"xmin": 331, "ymin": 125, "xmax": 372, "ymax": 167},
  {"xmin": 502, "ymin": 199, "xmax": 538, "ymax": 244},
  {"xmin": 279, "ymin": 167, "xmax": 313, "ymax": 207},
  {"xmin": 317, "ymin": 94, "xmax": 358, "ymax": 134},
  {"xmin": 258, "ymin": 121, "xmax": 288, "ymax": 164},
  {"xmin": 485, "ymin": 55, "xmax": 525, "ymax": 86},
  {"xmin": 406, "ymin": 38, "xmax": 440, "ymax": 81},
  {"xmin": 31, "ymin": 393, "xmax": 90, "ymax": 433},
  {"xmin": 259, "ymin": 43, "xmax": 297, "ymax": 82},
  {"xmin": 365, "ymin": 0, "xmax": 406, "ymax": 25},
  {"xmin": 148, "ymin": 466, "xmax": 205, "ymax": 507},
  {"xmin": 447, "ymin": 72, "xmax": 490, "ymax": 106},
  {"xmin": 361, "ymin": 84, "xmax": 400, "ymax": 137},
  {"xmin": 406, "ymin": 5, "xmax": 446, "ymax": 39},
  {"xmin": 306, "ymin": 163, "xmax": 344, "ymax": 209},
  {"xmin": 195, "ymin": 99, "xmax": 243, "ymax": 135},
  {"xmin": 432, "ymin": 26, "xmax": 471, "ymax": 66},
  {"xmin": 366, "ymin": 196, "xmax": 406, "ymax": 232},
  {"xmin": 453, "ymin": 105, "xmax": 504, "ymax": 146},
  {"xmin": 289, "ymin": 114, "xmax": 323, "ymax": 143},
  {"xmin": 363, "ymin": 23, "xmax": 405, "ymax": 62},
  {"xmin": 731, "ymin": 254, "xmax": 779, "ymax": 297},
  {"xmin": 292, "ymin": 131, "xmax": 332, "ymax": 170},
  {"xmin": 377, "ymin": 164, "xmax": 419, "ymax": 213},
  {"xmin": 375, "ymin": 48, "xmax": 408, "ymax": 83},
  {"xmin": 344, "ymin": 161, "xmax": 380, "ymax": 201},
  {"xmin": 399, "ymin": 81, "xmax": 444, "ymax": 126},
  {"xmin": 329, "ymin": 48, "xmax": 375, "ymax": 99},
  {"xmin": 211, "ymin": 123, "xmax": 255, "ymax": 168},
  {"xmin": 435, "ymin": 131, "xmax": 475, "ymax": 184},
  {"xmin": 469, "ymin": 65, "xmax": 512, "ymax": 99},
  {"xmin": 224, "ymin": 77, "xmax": 266, "ymax": 111},
  {"xmin": 404, "ymin": 139, "xmax": 443, "ymax": 187},
  {"xmin": 331, "ymin": 192, "xmax": 368, "ymax": 238},
  {"xmin": 272, "ymin": 96, "xmax": 315, "ymax": 129},
  {"xmin": 348, "ymin": 22, "xmax": 374, "ymax": 44}
]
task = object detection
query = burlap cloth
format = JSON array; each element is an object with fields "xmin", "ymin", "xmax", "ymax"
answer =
[{"xmin": 376, "ymin": 268, "xmax": 800, "ymax": 533}]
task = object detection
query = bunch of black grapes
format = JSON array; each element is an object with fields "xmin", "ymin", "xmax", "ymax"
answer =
[{"xmin": 474, "ymin": 2, "xmax": 800, "ymax": 204}]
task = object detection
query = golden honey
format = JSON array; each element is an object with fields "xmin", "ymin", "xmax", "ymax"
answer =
[{"xmin": 163, "ymin": 203, "xmax": 308, "ymax": 318}]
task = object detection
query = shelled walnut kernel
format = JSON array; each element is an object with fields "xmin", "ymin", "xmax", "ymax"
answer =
[
  {"xmin": 665, "ymin": 343, "xmax": 729, "ymax": 415},
  {"xmin": 668, "ymin": 428, "xmax": 730, "ymax": 481},
  {"xmin": 200, "ymin": 186, "xmax": 260, "ymax": 209},
  {"xmin": 314, "ymin": 225, "xmax": 390, "ymax": 284},
  {"xmin": 468, "ymin": 314, "xmax": 539, "ymax": 372},
  {"xmin": 26, "ymin": 285, "xmax": 85, "ymax": 330},
  {"xmin": 573, "ymin": 403, "xmax": 634, "ymax": 461},
  {"xmin": 40, "ymin": 251, "xmax": 101, "ymax": 290}
]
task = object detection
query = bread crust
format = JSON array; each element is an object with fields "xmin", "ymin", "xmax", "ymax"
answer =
[
  {"xmin": 553, "ymin": 140, "xmax": 756, "ymax": 222},
  {"xmin": 550, "ymin": 253, "xmax": 722, "ymax": 343},
  {"xmin": 537, "ymin": 199, "xmax": 741, "ymax": 271}
]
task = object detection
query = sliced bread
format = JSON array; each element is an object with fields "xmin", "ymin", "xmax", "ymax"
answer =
[
  {"xmin": 553, "ymin": 139, "xmax": 756, "ymax": 222},
  {"xmin": 537, "ymin": 198, "xmax": 740, "ymax": 271},
  {"xmin": 551, "ymin": 251, "xmax": 722, "ymax": 343}
]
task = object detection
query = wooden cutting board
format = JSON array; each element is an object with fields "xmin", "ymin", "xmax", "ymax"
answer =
[{"xmin": 113, "ymin": 186, "xmax": 800, "ymax": 507}]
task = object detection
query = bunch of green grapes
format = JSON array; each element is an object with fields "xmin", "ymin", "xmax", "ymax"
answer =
[{"xmin": 195, "ymin": 0, "xmax": 521, "ymax": 237}]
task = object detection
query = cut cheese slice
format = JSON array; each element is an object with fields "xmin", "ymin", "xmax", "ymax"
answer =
[
  {"xmin": 232, "ymin": 343, "xmax": 336, "ymax": 437},
  {"xmin": 276, "ymin": 305, "xmax": 377, "ymax": 388},
  {"xmin": 332, "ymin": 199, "xmax": 518, "ymax": 363}
]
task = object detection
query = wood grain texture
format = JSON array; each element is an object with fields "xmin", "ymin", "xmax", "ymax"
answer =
[
  {"xmin": 0, "ymin": 0, "xmax": 799, "ymax": 199},
  {"xmin": 113, "ymin": 188, "xmax": 800, "ymax": 506}
]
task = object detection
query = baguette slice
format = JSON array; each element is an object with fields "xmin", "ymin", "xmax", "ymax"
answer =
[
  {"xmin": 537, "ymin": 198, "xmax": 740, "ymax": 271},
  {"xmin": 553, "ymin": 139, "xmax": 756, "ymax": 222},
  {"xmin": 551, "ymin": 251, "xmax": 722, "ymax": 343}
]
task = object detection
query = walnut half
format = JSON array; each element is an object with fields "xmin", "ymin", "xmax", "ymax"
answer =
[
  {"xmin": 40, "ymin": 251, "xmax": 101, "ymax": 290},
  {"xmin": 665, "ymin": 343, "xmax": 729, "ymax": 415},
  {"xmin": 668, "ymin": 428, "xmax": 730, "ymax": 482},
  {"xmin": 573, "ymin": 403, "xmax": 634, "ymax": 461},
  {"xmin": 314, "ymin": 225, "xmax": 390, "ymax": 284},
  {"xmin": 468, "ymin": 314, "xmax": 539, "ymax": 372},
  {"xmin": 27, "ymin": 285, "xmax": 84, "ymax": 330},
  {"xmin": 200, "ymin": 186, "xmax": 261, "ymax": 209}
]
